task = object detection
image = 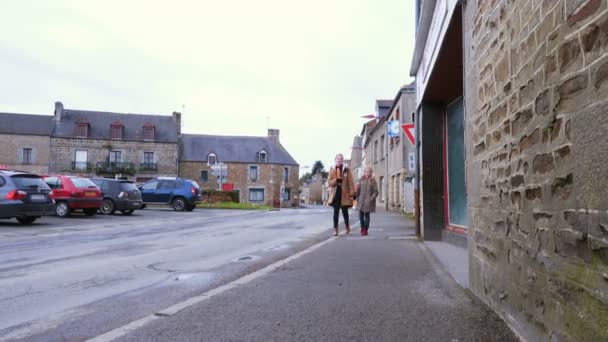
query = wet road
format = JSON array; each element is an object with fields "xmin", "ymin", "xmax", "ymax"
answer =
[{"xmin": 0, "ymin": 206, "xmax": 333, "ymax": 341}]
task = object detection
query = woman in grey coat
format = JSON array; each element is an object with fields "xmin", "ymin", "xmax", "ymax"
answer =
[{"xmin": 355, "ymin": 166, "xmax": 378, "ymax": 236}]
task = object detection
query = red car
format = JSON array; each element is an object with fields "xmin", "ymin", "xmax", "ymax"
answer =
[{"xmin": 43, "ymin": 176, "xmax": 103, "ymax": 217}]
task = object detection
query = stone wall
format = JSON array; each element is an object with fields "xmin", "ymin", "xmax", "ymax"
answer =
[
  {"xmin": 0, "ymin": 134, "xmax": 50, "ymax": 174},
  {"xmin": 466, "ymin": 0, "xmax": 608, "ymax": 340},
  {"xmin": 49, "ymin": 138, "xmax": 178, "ymax": 179},
  {"xmin": 180, "ymin": 161, "xmax": 299, "ymax": 207}
]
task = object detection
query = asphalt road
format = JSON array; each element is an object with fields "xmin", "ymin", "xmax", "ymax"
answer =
[{"xmin": 0, "ymin": 206, "xmax": 334, "ymax": 341}]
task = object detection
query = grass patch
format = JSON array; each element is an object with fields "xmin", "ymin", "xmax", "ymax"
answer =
[{"xmin": 197, "ymin": 202, "xmax": 273, "ymax": 210}]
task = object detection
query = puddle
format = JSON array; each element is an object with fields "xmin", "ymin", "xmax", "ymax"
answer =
[{"xmin": 232, "ymin": 255, "xmax": 259, "ymax": 262}]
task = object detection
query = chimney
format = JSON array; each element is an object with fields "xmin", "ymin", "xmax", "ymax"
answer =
[
  {"xmin": 54, "ymin": 101, "xmax": 64, "ymax": 121},
  {"xmin": 268, "ymin": 129, "xmax": 280, "ymax": 144},
  {"xmin": 173, "ymin": 112, "xmax": 182, "ymax": 136}
]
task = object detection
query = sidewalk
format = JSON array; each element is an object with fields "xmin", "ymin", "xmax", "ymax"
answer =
[{"xmin": 115, "ymin": 211, "xmax": 517, "ymax": 342}]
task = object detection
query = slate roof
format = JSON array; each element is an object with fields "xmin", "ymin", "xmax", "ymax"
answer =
[
  {"xmin": 0, "ymin": 113, "xmax": 54, "ymax": 136},
  {"xmin": 180, "ymin": 134, "xmax": 299, "ymax": 166},
  {"xmin": 52, "ymin": 109, "xmax": 179, "ymax": 143}
]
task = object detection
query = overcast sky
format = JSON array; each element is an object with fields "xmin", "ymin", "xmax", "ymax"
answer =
[{"xmin": 1, "ymin": 0, "xmax": 415, "ymax": 174}]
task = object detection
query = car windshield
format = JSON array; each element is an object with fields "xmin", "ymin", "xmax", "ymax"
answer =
[
  {"xmin": 71, "ymin": 177, "xmax": 98, "ymax": 189},
  {"xmin": 120, "ymin": 182, "xmax": 138, "ymax": 191},
  {"xmin": 11, "ymin": 175, "xmax": 49, "ymax": 189}
]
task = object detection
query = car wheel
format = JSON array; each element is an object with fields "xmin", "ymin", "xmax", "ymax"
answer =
[
  {"xmin": 172, "ymin": 197, "xmax": 186, "ymax": 211},
  {"xmin": 83, "ymin": 208, "xmax": 97, "ymax": 216},
  {"xmin": 100, "ymin": 199, "xmax": 116, "ymax": 215},
  {"xmin": 122, "ymin": 210, "xmax": 134, "ymax": 215},
  {"xmin": 16, "ymin": 216, "xmax": 39, "ymax": 224},
  {"xmin": 55, "ymin": 201, "xmax": 71, "ymax": 217}
]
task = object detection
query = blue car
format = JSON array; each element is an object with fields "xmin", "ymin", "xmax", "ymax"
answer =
[{"xmin": 139, "ymin": 177, "xmax": 202, "ymax": 211}]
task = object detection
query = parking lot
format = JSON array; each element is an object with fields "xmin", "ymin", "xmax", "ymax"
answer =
[{"xmin": 0, "ymin": 206, "xmax": 332, "ymax": 341}]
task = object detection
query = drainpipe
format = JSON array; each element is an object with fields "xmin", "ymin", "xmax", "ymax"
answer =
[{"xmin": 415, "ymin": 107, "xmax": 422, "ymax": 237}]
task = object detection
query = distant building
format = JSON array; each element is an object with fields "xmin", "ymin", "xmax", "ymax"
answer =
[
  {"xmin": 0, "ymin": 113, "xmax": 53, "ymax": 175},
  {"xmin": 49, "ymin": 102, "xmax": 180, "ymax": 182},
  {"xmin": 179, "ymin": 129, "xmax": 299, "ymax": 207}
]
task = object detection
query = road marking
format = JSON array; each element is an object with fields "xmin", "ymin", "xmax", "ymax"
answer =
[{"xmin": 86, "ymin": 236, "xmax": 336, "ymax": 342}]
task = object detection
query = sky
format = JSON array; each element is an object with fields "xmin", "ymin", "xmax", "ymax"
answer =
[{"xmin": 0, "ymin": 0, "xmax": 416, "ymax": 175}]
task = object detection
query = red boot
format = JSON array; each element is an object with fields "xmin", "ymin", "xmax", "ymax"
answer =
[{"xmin": 363, "ymin": 228, "xmax": 368, "ymax": 236}]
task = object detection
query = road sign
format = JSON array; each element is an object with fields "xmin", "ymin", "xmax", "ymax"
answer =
[
  {"xmin": 402, "ymin": 123, "xmax": 416, "ymax": 145},
  {"xmin": 387, "ymin": 120, "xmax": 400, "ymax": 138},
  {"xmin": 408, "ymin": 152, "xmax": 416, "ymax": 171}
]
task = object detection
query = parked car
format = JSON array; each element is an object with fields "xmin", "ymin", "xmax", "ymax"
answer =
[
  {"xmin": 0, "ymin": 170, "xmax": 55, "ymax": 224},
  {"xmin": 139, "ymin": 177, "xmax": 202, "ymax": 211},
  {"xmin": 43, "ymin": 176, "xmax": 103, "ymax": 217},
  {"xmin": 90, "ymin": 178, "xmax": 142, "ymax": 215}
]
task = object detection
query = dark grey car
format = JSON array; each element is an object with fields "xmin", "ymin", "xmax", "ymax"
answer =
[
  {"xmin": 90, "ymin": 178, "xmax": 142, "ymax": 215},
  {"xmin": 0, "ymin": 170, "xmax": 55, "ymax": 224}
]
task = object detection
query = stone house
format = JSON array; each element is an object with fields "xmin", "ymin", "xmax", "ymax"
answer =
[
  {"xmin": 299, "ymin": 174, "xmax": 324, "ymax": 205},
  {"xmin": 179, "ymin": 129, "xmax": 299, "ymax": 207},
  {"xmin": 363, "ymin": 101, "xmax": 389, "ymax": 210},
  {"xmin": 386, "ymin": 84, "xmax": 417, "ymax": 214},
  {"xmin": 412, "ymin": 0, "xmax": 608, "ymax": 340},
  {"xmin": 49, "ymin": 102, "xmax": 180, "ymax": 182},
  {"xmin": 349, "ymin": 135, "xmax": 363, "ymax": 180},
  {"xmin": 0, "ymin": 113, "xmax": 53, "ymax": 175}
]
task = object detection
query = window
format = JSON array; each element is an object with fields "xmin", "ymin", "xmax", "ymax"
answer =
[
  {"xmin": 396, "ymin": 108, "xmax": 400, "ymax": 120},
  {"xmin": 141, "ymin": 180, "xmax": 159, "ymax": 190},
  {"xmin": 201, "ymin": 170, "xmax": 209, "ymax": 182},
  {"xmin": 258, "ymin": 151, "xmax": 267, "ymax": 163},
  {"xmin": 0, "ymin": 176, "xmax": 5, "ymax": 187},
  {"xmin": 374, "ymin": 140, "xmax": 378, "ymax": 162},
  {"xmin": 75, "ymin": 122, "xmax": 89, "ymax": 138},
  {"xmin": 74, "ymin": 150, "xmax": 88, "ymax": 170},
  {"xmin": 208, "ymin": 153, "xmax": 217, "ymax": 166},
  {"xmin": 22, "ymin": 148, "xmax": 32, "ymax": 164},
  {"xmin": 379, "ymin": 176, "xmax": 384, "ymax": 202},
  {"xmin": 110, "ymin": 151, "xmax": 122, "ymax": 163},
  {"xmin": 159, "ymin": 180, "xmax": 176, "ymax": 189},
  {"xmin": 144, "ymin": 152, "xmax": 154, "ymax": 164},
  {"xmin": 283, "ymin": 188, "xmax": 291, "ymax": 201},
  {"xmin": 110, "ymin": 123, "xmax": 123, "ymax": 140},
  {"xmin": 412, "ymin": 112, "xmax": 415, "ymax": 123},
  {"xmin": 143, "ymin": 125, "xmax": 155, "ymax": 140},
  {"xmin": 380, "ymin": 135, "xmax": 385, "ymax": 157},
  {"xmin": 283, "ymin": 167, "xmax": 289, "ymax": 182},
  {"xmin": 446, "ymin": 97, "xmax": 468, "ymax": 226},
  {"xmin": 249, "ymin": 188, "xmax": 264, "ymax": 202},
  {"xmin": 249, "ymin": 165, "xmax": 258, "ymax": 182},
  {"xmin": 44, "ymin": 177, "xmax": 61, "ymax": 189}
]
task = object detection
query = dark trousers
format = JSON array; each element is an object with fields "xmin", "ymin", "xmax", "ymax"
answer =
[
  {"xmin": 359, "ymin": 211, "xmax": 370, "ymax": 229},
  {"xmin": 333, "ymin": 206, "xmax": 350, "ymax": 228}
]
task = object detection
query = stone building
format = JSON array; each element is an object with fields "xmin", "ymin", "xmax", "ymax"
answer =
[
  {"xmin": 0, "ymin": 113, "xmax": 53, "ymax": 175},
  {"xmin": 49, "ymin": 102, "xmax": 180, "ymax": 182},
  {"xmin": 412, "ymin": 0, "xmax": 608, "ymax": 340},
  {"xmin": 363, "ymin": 101, "xmax": 389, "ymax": 210},
  {"xmin": 386, "ymin": 84, "xmax": 417, "ymax": 213},
  {"xmin": 300, "ymin": 174, "xmax": 325, "ymax": 205},
  {"xmin": 179, "ymin": 129, "xmax": 299, "ymax": 207}
]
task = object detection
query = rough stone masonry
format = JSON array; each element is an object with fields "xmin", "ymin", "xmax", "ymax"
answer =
[{"xmin": 464, "ymin": 0, "xmax": 608, "ymax": 341}]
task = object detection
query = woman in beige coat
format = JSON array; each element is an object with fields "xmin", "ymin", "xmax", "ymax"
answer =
[
  {"xmin": 355, "ymin": 166, "xmax": 378, "ymax": 236},
  {"xmin": 327, "ymin": 153, "xmax": 356, "ymax": 236}
]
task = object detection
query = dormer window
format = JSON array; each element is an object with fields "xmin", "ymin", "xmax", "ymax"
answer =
[
  {"xmin": 208, "ymin": 153, "xmax": 217, "ymax": 166},
  {"xmin": 258, "ymin": 150, "xmax": 267, "ymax": 163},
  {"xmin": 143, "ymin": 124, "xmax": 155, "ymax": 140},
  {"xmin": 110, "ymin": 122, "xmax": 124, "ymax": 140},
  {"xmin": 75, "ymin": 121, "xmax": 89, "ymax": 138}
]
